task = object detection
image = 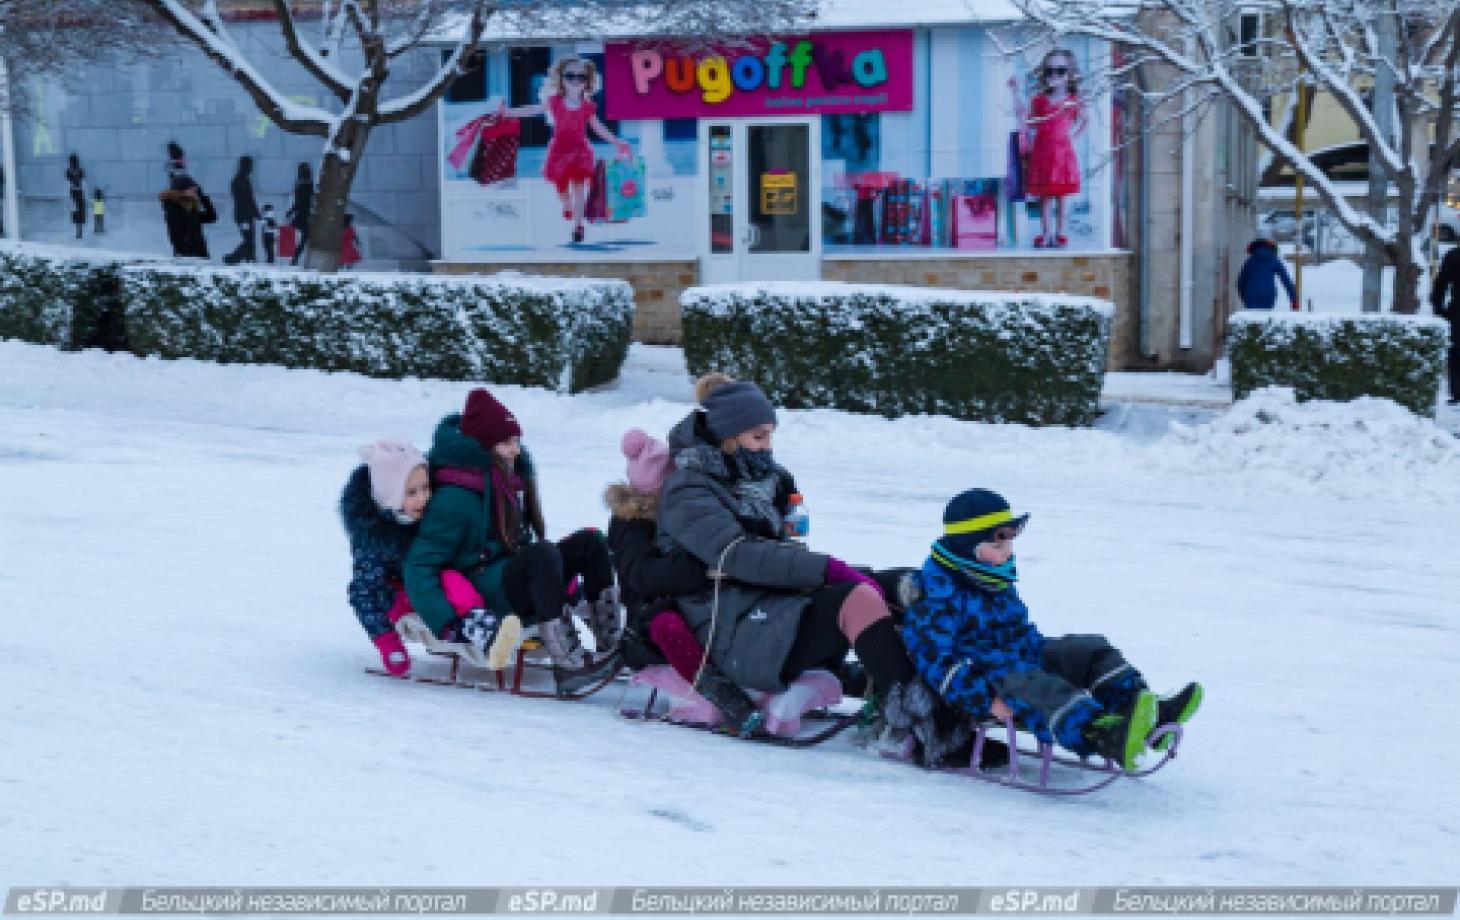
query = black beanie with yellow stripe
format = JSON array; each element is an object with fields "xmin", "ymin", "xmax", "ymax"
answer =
[{"xmin": 940, "ymin": 488, "xmax": 1029, "ymax": 558}]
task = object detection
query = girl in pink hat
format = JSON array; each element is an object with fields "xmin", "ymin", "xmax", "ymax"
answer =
[{"xmin": 339, "ymin": 439, "xmax": 489, "ymax": 676}]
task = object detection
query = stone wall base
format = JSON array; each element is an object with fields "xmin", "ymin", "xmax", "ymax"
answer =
[{"xmin": 434, "ymin": 253, "xmax": 1143, "ymax": 369}]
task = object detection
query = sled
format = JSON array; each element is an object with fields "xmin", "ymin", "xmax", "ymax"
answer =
[
  {"xmin": 366, "ymin": 613, "xmax": 620, "ymax": 701},
  {"xmin": 889, "ymin": 717, "xmax": 1184, "ymax": 796},
  {"xmin": 617, "ymin": 666, "xmax": 861, "ymax": 748}
]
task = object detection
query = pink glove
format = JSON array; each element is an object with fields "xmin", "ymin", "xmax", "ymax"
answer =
[
  {"xmin": 825, "ymin": 557, "xmax": 884, "ymax": 599},
  {"xmin": 373, "ymin": 632, "xmax": 410, "ymax": 677}
]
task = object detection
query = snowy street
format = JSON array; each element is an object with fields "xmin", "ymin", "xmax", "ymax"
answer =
[{"xmin": 2, "ymin": 340, "xmax": 1458, "ymax": 886}]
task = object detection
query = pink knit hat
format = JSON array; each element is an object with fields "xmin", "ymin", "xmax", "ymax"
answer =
[
  {"xmin": 359, "ymin": 439, "xmax": 426, "ymax": 512},
  {"xmin": 621, "ymin": 428, "xmax": 674, "ymax": 493}
]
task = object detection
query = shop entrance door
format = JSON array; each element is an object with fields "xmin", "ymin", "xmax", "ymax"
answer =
[{"xmin": 700, "ymin": 118, "xmax": 820, "ymax": 284}]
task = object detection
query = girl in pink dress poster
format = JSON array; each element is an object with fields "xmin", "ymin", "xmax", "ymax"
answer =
[
  {"xmin": 501, "ymin": 57, "xmax": 632, "ymax": 244},
  {"xmin": 1008, "ymin": 49, "xmax": 1087, "ymax": 248}
]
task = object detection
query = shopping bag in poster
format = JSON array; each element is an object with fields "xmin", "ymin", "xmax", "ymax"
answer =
[
  {"xmin": 951, "ymin": 192, "xmax": 998, "ymax": 250},
  {"xmin": 604, "ymin": 156, "xmax": 647, "ymax": 222},
  {"xmin": 278, "ymin": 224, "xmax": 298, "ymax": 259},
  {"xmin": 468, "ymin": 118, "xmax": 520, "ymax": 186}
]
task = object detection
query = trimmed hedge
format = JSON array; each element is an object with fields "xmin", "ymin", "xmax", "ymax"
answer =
[
  {"xmin": 681, "ymin": 282, "xmax": 1114, "ymax": 426},
  {"xmin": 1228, "ymin": 311, "xmax": 1449, "ymax": 417},
  {"xmin": 1, "ymin": 241, "xmax": 635, "ymax": 393},
  {"xmin": 120, "ymin": 265, "xmax": 633, "ymax": 392},
  {"xmin": 0, "ymin": 243, "xmax": 163, "ymax": 350}
]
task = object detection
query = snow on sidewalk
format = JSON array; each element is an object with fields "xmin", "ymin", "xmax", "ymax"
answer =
[{"xmin": 1, "ymin": 339, "xmax": 1457, "ymax": 887}]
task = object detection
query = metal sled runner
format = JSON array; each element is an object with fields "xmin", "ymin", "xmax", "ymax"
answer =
[
  {"xmin": 365, "ymin": 613, "xmax": 620, "ymax": 700},
  {"xmin": 901, "ymin": 719, "xmax": 1184, "ymax": 796}
]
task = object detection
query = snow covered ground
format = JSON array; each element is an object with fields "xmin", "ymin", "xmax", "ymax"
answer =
[{"xmin": 2, "ymin": 340, "xmax": 1458, "ymax": 890}]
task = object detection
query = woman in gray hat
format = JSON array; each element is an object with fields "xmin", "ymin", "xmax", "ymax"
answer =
[{"xmin": 654, "ymin": 374, "xmax": 965, "ymax": 765}]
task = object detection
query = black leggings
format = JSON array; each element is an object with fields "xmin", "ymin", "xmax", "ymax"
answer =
[
  {"xmin": 502, "ymin": 529, "xmax": 613, "ymax": 626},
  {"xmin": 779, "ymin": 583, "xmax": 855, "ymax": 684}
]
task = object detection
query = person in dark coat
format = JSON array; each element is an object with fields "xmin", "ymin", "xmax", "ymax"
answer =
[
  {"xmin": 341, "ymin": 440, "xmax": 496, "ymax": 676},
  {"xmin": 285, "ymin": 162, "xmax": 313, "ymax": 266},
  {"xmin": 158, "ymin": 143, "xmax": 213, "ymax": 259},
  {"xmin": 222, "ymin": 156, "xmax": 259, "ymax": 264},
  {"xmin": 902, "ymin": 487, "xmax": 1203, "ymax": 771},
  {"xmin": 403, "ymin": 388, "xmax": 621, "ymax": 696},
  {"xmin": 1236, "ymin": 237, "xmax": 1297, "ymax": 310},
  {"xmin": 655, "ymin": 374, "xmax": 963, "ymax": 765},
  {"xmin": 1430, "ymin": 245, "xmax": 1460, "ymax": 405},
  {"xmin": 606, "ymin": 427, "xmax": 763, "ymax": 735},
  {"xmin": 66, "ymin": 154, "xmax": 86, "ymax": 239}
]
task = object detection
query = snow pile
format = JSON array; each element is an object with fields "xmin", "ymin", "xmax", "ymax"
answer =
[{"xmin": 1153, "ymin": 387, "xmax": 1460, "ymax": 501}]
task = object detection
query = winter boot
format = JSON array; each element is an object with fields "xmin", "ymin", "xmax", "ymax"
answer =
[
  {"xmin": 694, "ymin": 668, "xmax": 765, "ymax": 738},
  {"xmin": 585, "ymin": 585, "xmax": 624, "ymax": 654},
  {"xmin": 1151, "ymin": 682, "xmax": 1204, "ymax": 751},
  {"xmin": 460, "ymin": 608, "xmax": 523, "ymax": 670},
  {"xmin": 1080, "ymin": 690, "xmax": 1159, "ymax": 771},
  {"xmin": 372, "ymin": 632, "xmax": 411, "ymax": 677},
  {"xmin": 539, "ymin": 612, "xmax": 621, "ymax": 698},
  {"xmin": 837, "ymin": 659, "xmax": 869, "ymax": 699},
  {"xmin": 878, "ymin": 679, "xmax": 963, "ymax": 768}
]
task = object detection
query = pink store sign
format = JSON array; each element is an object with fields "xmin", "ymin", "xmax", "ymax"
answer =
[{"xmin": 604, "ymin": 30, "xmax": 914, "ymax": 120}]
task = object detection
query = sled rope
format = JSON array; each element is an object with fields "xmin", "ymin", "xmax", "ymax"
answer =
[{"xmin": 693, "ymin": 537, "xmax": 744, "ymax": 694}]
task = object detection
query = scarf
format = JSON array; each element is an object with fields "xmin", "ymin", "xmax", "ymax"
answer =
[{"xmin": 931, "ymin": 538, "xmax": 1018, "ymax": 593}]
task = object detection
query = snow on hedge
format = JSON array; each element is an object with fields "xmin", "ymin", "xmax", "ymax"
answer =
[
  {"xmin": 120, "ymin": 263, "xmax": 635, "ymax": 392},
  {"xmin": 1228, "ymin": 309, "xmax": 1448, "ymax": 417},
  {"xmin": 681, "ymin": 281, "xmax": 1113, "ymax": 426}
]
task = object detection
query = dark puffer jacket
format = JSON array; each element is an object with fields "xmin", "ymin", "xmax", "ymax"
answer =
[
  {"xmin": 403, "ymin": 413, "xmax": 539, "ymax": 635},
  {"xmin": 340, "ymin": 464, "xmax": 416, "ymax": 639},
  {"xmin": 902, "ymin": 557, "xmax": 1046, "ymax": 720},
  {"xmin": 605, "ymin": 482, "xmax": 711, "ymax": 629},
  {"xmin": 655, "ymin": 410, "xmax": 829, "ymax": 692}
]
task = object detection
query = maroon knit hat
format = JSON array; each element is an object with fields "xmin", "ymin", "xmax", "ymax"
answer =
[{"xmin": 460, "ymin": 388, "xmax": 522, "ymax": 448}]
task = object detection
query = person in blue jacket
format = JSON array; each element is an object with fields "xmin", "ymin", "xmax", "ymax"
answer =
[
  {"xmin": 1237, "ymin": 237, "xmax": 1297, "ymax": 310},
  {"xmin": 902, "ymin": 488, "xmax": 1203, "ymax": 771}
]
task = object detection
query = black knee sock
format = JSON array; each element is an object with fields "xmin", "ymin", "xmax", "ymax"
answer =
[{"xmin": 851, "ymin": 618, "xmax": 915, "ymax": 693}]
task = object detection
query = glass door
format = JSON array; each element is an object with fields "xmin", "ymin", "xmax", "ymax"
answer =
[{"xmin": 701, "ymin": 118, "xmax": 820, "ymax": 284}]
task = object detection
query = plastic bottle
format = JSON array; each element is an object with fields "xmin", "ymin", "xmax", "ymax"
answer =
[{"xmin": 784, "ymin": 493, "xmax": 810, "ymax": 541}]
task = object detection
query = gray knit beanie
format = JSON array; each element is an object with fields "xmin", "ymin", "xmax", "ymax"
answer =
[{"xmin": 702, "ymin": 381, "xmax": 777, "ymax": 441}]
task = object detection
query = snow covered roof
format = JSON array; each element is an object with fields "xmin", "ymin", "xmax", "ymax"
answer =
[{"xmin": 427, "ymin": 0, "xmax": 1023, "ymax": 45}]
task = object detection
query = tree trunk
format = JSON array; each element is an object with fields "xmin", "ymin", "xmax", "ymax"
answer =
[
  {"xmin": 303, "ymin": 130, "xmax": 371, "ymax": 272},
  {"xmin": 303, "ymin": 38, "xmax": 386, "ymax": 272}
]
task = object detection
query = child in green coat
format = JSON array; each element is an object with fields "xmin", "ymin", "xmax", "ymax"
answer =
[{"xmin": 403, "ymin": 388, "xmax": 622, "ymax": 696}]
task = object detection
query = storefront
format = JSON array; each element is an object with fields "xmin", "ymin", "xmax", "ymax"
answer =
[{"xmin": 433, "ymin": 18, "xmax": 1131, "ymax": 343}]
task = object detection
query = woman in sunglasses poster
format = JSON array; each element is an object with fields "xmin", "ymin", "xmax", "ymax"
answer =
[
  {"xmin": 1008, "ymin": 47, "xmax": 1087, "ymax": 248},
  {"xmin": 501, "ymin": 57, "xmax": 633, "ymax": 244}
]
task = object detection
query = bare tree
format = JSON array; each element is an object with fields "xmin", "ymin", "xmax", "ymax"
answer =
[
  {"xmin": 133, "ymin": 0, "xmax": 814, "ymax": 272},
  {"xmin": 1007, "ymin": 0, "xmax": 1460, "ymax": 314},
  {"xmin": 1, "ymin": 0, "xmax": 162, "ymax": 116}
]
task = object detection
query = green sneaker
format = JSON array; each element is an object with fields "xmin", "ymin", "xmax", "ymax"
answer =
[
  {"xmin": 1151, "ymin": 682, "xmax": 1203, "ymax": 751},
  {"xmin": 1082, "ymin": 690, "xmax": 1159, "ymax": 771}
]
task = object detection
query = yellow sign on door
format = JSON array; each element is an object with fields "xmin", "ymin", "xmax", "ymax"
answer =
[{"xmin": 760, "ymin": 172, "xmax": 798, "ymax": 216}]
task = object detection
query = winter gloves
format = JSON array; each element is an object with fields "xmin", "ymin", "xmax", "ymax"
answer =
[
  {"xmin": 372, "ymin": 631, "xmax": 410, "ymax": 677},
  {"xmin": 825, "ymin": 557, "xmax": 885, "ymax": 599}
]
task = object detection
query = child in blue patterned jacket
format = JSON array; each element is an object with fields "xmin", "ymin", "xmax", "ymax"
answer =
[{"xmin": 902, "ymin": 488, "xmax": 1202, "ymax": 770}]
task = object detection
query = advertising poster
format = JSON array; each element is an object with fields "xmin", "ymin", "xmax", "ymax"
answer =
[
  {"xmin": 440, "ymin": 47, "xmax": 699, "ymax": 259},
  {"xmin": 821, "ymin": 30, "xmax": 1110, "ymax": 254}
]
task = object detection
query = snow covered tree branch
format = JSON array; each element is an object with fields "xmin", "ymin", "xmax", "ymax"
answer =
[{"xmin": 1008, "ymin": 0, "xmax": 1460, "ymax": 314}]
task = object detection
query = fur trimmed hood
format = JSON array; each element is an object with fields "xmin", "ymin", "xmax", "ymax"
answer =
[
  {"xmin": 604, "ymin": 482, "xmax": 659, "ymax": 521},
  {"xmin": 339, "ymin": 464, "xmax": 416, "ymax": 562}
]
